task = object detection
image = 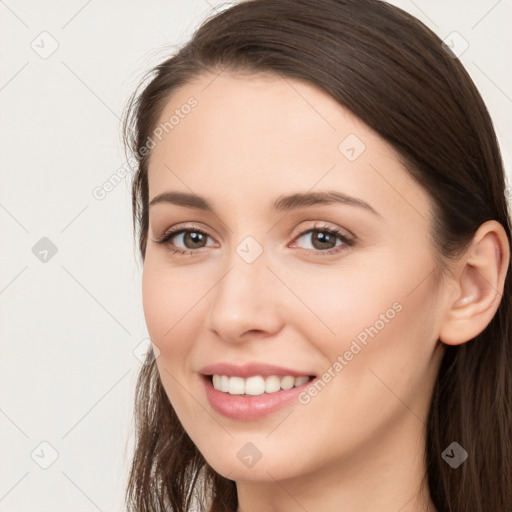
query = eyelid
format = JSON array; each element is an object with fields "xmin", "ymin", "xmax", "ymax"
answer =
[
  {"xmin": 154, "ymin": 222, "xmax": 215, "ymax": 240},
  {"xmin": 290, "ymin": 221, "xmax": 354, "ymax": 242}
]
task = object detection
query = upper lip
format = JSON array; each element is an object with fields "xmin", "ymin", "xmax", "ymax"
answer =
[{"xmin": 199, "ymin": 362, "xmax": 316, "ymax": 378}]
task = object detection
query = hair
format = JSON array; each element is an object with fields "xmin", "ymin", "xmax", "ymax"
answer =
[{"xmin": 122, "ymin": 0, "xmax": 512, "ymax": 510}]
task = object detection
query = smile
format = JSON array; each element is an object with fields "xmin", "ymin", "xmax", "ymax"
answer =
[
  {"xmin": 211, "ymin": 374, "xmax": 313, "ymax": 395},
  {"xmin": 201, "ymin": 373, "xmax": 317, "ymax": 421}
]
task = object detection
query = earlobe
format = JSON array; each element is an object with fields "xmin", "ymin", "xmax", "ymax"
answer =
[{"xmin": 439, "ymin": 220, "xmax": 510, "ymax": 346}]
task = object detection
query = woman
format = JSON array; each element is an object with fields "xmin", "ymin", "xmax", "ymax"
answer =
[{"xmin": 122, "ymin": 0, "xmax": 512, "ymax": 510}]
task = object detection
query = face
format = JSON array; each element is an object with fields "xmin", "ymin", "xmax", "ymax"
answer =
[{"xmin": 142, "ymin": 70, "xmax": 447, "ymax": 483}]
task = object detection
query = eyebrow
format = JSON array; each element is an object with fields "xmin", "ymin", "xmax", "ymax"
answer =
[{"xmin": 148, "ymin": 190, "xmax": 381, "ymax": 216}]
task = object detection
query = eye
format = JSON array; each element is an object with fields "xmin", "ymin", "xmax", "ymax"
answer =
[
  {"xmin": 152, "ymin": 224, "xmax": 217, "ymax": 255},
  {"xmin": 289, "ymin": 224, "xmax": 355, "ymax": 256},
  {"xmin": 151, "ymin": 222, "xmax": 355, "ymax": 257}
]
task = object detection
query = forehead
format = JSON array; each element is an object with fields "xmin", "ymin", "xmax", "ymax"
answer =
[{"xmin": 146, "ymin": 70, "xmax": 432, "ymax": 224}]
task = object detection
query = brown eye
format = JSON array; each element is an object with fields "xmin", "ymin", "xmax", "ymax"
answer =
[
  {"xmin": 154, "ymin": 227, "xmax": 216, "ymax": 254},
  {"xmin": 178, "ymin": 230, "xmax": 208, "ymax": 249},
  {"xmin": 305, "ymin": 230, "xmax": 339, "ymax": 250},
  {"xmin": 291, "ymin": 225, "xmax": 355, "ymax": 256}
]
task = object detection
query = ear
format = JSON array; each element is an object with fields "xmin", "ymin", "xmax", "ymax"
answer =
[{"xmin": 439, "ymin": 220, "xmax": 510, "ymax": 345}]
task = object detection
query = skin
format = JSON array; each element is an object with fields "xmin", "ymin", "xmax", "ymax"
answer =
[{"xmin": 142, "ymin": 70, "xmax": 509, "ymax": 512}]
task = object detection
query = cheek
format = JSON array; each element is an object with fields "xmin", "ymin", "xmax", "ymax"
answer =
[
  {"xmin": 289, "ymin": 252, "xmax": 439, "ymax": 383},
  {"xmin": 142, "ymin": 259, "xmax": 206, "ymax": 419},
  {"xmin": 275, "ymin": 256, "xmax": 407, "ymax": 350},
  {"xmin": 321, "ymin": 271, "xmax": 440, "ymax": 415},
  {"xmin": 141, "ymin": 259, "xmax": 199, "ymax": 359}
]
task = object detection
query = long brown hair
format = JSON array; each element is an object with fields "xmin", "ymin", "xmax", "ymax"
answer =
[{"xmin": 122, "ymin": 1, "xmax": 512, "ymax": 510}]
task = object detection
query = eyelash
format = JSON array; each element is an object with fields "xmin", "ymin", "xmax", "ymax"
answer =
[{"xmin": 152, "ymin": 223, "xmax": 355, "ymax": 257}]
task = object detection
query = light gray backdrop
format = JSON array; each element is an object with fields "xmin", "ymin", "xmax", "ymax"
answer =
[{"xmin": 1, "ymin": 1, "xmax": 511, "ymax": 511}]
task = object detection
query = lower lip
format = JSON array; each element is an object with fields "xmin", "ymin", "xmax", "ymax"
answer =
[{"xmin": 201, "ymin": 375, "xmax": 314, "ymax": 421}]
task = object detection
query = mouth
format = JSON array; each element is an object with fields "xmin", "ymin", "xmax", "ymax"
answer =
[
  {"xmin": 198, "ymin": 362, "xmax": 318, "ymax": 420},
  {"xmin": 200, "ymin": 371, "xmax": 317, "ymax": 421},
  {"xmin": 204, "ymin": 374, "xmax": 316, "ymax": 396}
]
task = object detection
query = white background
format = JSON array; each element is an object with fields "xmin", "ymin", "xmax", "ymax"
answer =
[{"xmin": 0, "ymin": 1, "xmax": 511, "ymax": 511}]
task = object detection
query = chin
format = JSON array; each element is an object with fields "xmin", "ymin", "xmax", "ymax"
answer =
[{"xmin": 198, "ymin": 442, "xmax": 306, "ymax": 483}]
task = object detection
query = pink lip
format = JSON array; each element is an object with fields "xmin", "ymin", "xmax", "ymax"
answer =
[
  {"xmin": 201, "ymin": 374, "xmax": 314, "ymax": 421},
  {"xmin": 198, "ymin": 362, "xmax": 315, "ymax": 378}
]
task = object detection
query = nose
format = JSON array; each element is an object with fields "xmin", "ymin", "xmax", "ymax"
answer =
[{"xmin": 205, "ymin": 247, "xmax": 285, "ymax": 344}]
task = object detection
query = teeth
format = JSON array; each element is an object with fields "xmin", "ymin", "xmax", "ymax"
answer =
[
  {"xmin": 229, "ymin": 376, "xmax": 245, "ymax": 395},
  {"xmin": 281, "ymin": 376, "xmax": 295, "ymax": 390},
  {"xmin": 211, "ymin": 374, "xmax": 312, "ymax": 395},
  {"xmin": 219, "ymin": 375, "xmax": 230, "ymax": 392},
  {"xmin": 245, "ymin": 376, "xmax": 266, "ymax": 395},
  {"xmin": 294, "ymin": 376, "xmax": 310, "ymax": 387},
  {"xmin": 265, "ymin": 375, "xmax": 281, "ymax": 393}
]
